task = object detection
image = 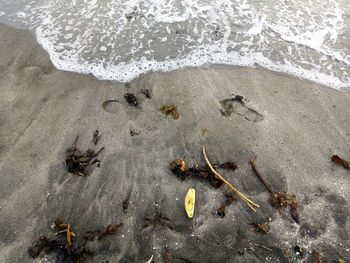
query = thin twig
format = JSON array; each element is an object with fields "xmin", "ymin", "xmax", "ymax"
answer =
[
  {"xmin": 250, "ymin": 159, "xmax": 274, "ymax": 194},
  {"xmin": 202, "ymin": 146, "xmax": 260, "ymax": 212}
]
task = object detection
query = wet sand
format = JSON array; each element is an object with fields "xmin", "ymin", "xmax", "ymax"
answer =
[{"xmin": 0, "ymin": 23, "xmax": 349, "ymax": 262}]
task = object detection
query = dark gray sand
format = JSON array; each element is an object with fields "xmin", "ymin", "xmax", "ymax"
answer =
[{"xmin": 0, "ymin": 23, "xmax": 349, "ymax": 263}]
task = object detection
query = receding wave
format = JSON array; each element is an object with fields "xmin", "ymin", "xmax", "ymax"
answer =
[{"xmin": 0, "ymin": 0, "xmax": 349, "ymax": 89}]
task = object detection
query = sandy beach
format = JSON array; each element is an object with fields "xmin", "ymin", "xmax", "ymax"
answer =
[{"xmin": 0, "ymin": 23, "xmax": 350, "ymax": 262}]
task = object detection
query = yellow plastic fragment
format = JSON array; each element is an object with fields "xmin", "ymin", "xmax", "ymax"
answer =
[{"xmin": 185, "ymin": 188, "xmax": 195, "ymax": 218}]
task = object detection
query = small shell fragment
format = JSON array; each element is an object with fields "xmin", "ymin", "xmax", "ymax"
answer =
[{"xmin": 185, "ymin": 188, "xmax": 195, "ymax": 218}]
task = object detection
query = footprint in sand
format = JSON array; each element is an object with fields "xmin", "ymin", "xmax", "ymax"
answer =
[
  {"xmin": 219, "ymin": 96, "xmax": 264, "ymax": 122},
  {"xmin": 102, "ymin": 99, "xmax": 121, "ymax": 113}
]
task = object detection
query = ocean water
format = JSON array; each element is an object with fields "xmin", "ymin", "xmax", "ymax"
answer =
[{"xmin": 0, "ymin": 0, "xmax": 349, "ymax": 89}]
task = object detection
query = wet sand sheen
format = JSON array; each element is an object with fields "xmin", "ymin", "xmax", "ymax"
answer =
[{"xmin": 0, "ymin": 23, "xmax": 350, "ymax": 262}]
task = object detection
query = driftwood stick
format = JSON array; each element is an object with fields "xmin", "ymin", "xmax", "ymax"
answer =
[
  {"xmin": 250, "ymin": 159, "xmax": 274, "ymax": 194},
  {"xmin": 202, "ymin": 146, "xmax": 260, "ymax": 212}
]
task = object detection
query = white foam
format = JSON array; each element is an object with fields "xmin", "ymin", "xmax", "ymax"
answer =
[{"xmin": 1, "ymin": 0, "xmax": 349, "ymax": 89}]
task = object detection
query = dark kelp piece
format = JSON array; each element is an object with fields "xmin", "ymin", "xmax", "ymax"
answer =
[
  {"xmin": 160, "ymin": 105, "xmax": 180, "ymax": 120},
  {"xmin": 141, "ymin": 88, "xmax": 152, "ymax": 98},
  {"xmin": 312, "ymin": 249, "xmax": 323, "ymax": 263},
  {"xmin": 65, "ymin": 136, "xmax": 104, "ymax": 176},
  {"xmin": 214, "ymin": 162, "xmax": 238, "ymax": 171},
  {"xmin": 331, "ymin": 155, "xmax": 350, "ymax": 170},
  {"xmin": 92, "ymin": 130, "xmax": 101, "ymax": 145},
  {"xmin": 217, "ymin": 193, "xmax": 236, "ymax": 218},
  {"xmin": 142, "ymin": 211, "xmax": 173, "ymax": 230},
  {"xmin": 98, "ymin": 223, "xmax": 123, "ymax": 241},
  {"xmin": 28, "ymin": 236, "xmax": 63, "ymax": 259},
  {"xmin": 124, "ymin": 93, "xmax": 138, "ymax": 106},
  {"xmin": 170, "ymin": 159, "xmax": 224, "ymax": 188},
  {"xmin": 122, "ymin": 198, "xmax": 129, "ymax": 213}
]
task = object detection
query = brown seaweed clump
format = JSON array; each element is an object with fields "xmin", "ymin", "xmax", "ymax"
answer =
[
  {"xmin": 28, "ymin": 220, "xmax": 123, "ymax": 262},
  {"xmin": 65, "ymin": 136, "xmax": 104, "ymax": 176},
  {"xmin": 160, "ymin": 105, "xmax": 180, "ymax": 119}
]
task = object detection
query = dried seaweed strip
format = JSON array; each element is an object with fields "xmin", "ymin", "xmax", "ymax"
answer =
[
  {"xmin": 331, "ymin": 155, "xmax": 350, "ymax": 170},
  {"xmin": 98, "ymin": 223, "xmax": 123, "ymax": 241},
  {"xmin": 214, "ymin": 162, "xmax": 238, "ymax": 171},
  {"xmin": 250, "ymin": 159, "xmax": 274, "ymax": 193}
]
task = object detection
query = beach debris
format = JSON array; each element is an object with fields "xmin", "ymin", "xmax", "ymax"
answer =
[
  {"xmin": 124, "ymin": 93, "xmax": 138, "ymax": 106},
  {"xmin": 142, "ymin": 211, "xmax": 173, "ymax": 230},
  {"xmin": 250, "ymin": 159, "xmax": 274, "ymax": 193},
  {"xmin": 65, "ymin": 136, "xmax": 104, "ymax": 176},
  {"xmin": 122, "ymin": 198, "xmax": 129, "ymax": 213},
  {"xmin": 163, "ymin": 249, "xmax": 174, "ymax": 263},
  {"xmin": 250, "ymin": 159, "xmax": 300, "ymax": 223},
  {"xmin": 220, "ymin": 96, "xmax": 263, "ymax": 122},
  {"xmin": 170, "ymin": 159, "xmax": 237, "ymax": 188},
  {"xmin": 338, "ymin": 259, "xmax": 346, "ymax": 263},
  {"xmin": 250, "ymin": 221, "xmax": 270, "ymax": 234},
  {"xmin": 144, "ymin": 255, "xmax": 154, "ymax": 263},
  {"xmin": 130, "ymin": 130, "xmax": 140, "ymax": 137},
  {"xmin": 125, "ymin": 83, "xmax": 131, "ymax": 88},
  {"xmin": 270, "ymin": 191, "xmax": 289, "ymax": 208},
  {"xmin": 293, "ymin": 245, "xmax": 303, "ymax": 257},
  {"xmin": 28, "ymin": 221, "xmax": 93, "ymax": 262},
  {"xmin": 170, "ymin": 159, "xmax": 222, "ymax": 188},
  {"xmin": 92, "ymin": 130, "xmax": 101, "ymax": 145},
  {"xmin": 28, "ymin": 236, "xmax": 62, "ymax": 259},
  {"xmin": 160, "ymin": 105, "xmax": 180, "ymax": 119},
  {"xmin": 270, "ymin": 192, "xmax": 300, "ymax": 224},
  {"xmin": 331, "ymin": 155, "xmax": 350, "ymax": 170},
  {"xmin": 28, "ymin": 219, "xmax": 123, "ymax": 261},
  {"xmin": 217, "ymin": 193, "xmax": 236, "ymax": 218},
  {"xmin": 141, "ymin": 88, "xmax": 152, "ymax": 98},
  {"xmin": 312, "ymin": 249, "xmax": 323, "ymax": 263},
  {"xmin": 233, "ymin": 95, "xmax": 245, "ymax": 103},
  {"xmin": 98, "ymin": 223, "xmax": 123, "ymax": 241},
  {"xmin": 202, "ymin": 146, "xmax": 260, "ymax": 212},
  {"xmin": 185, "ymin": 188, "xmax": 195, "ymax": 218},
  {"xmin": 290, "ymin": 196, "xmax": 300, "ymax": 224},
  {"xmin": 201, "ymin": 128, "xmax": 208, "ymax": 135}
]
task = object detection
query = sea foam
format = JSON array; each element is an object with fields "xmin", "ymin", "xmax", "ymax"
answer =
[{"xmin": 0, "ymin": 0, "xmax": 349, "ymax": 89}]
